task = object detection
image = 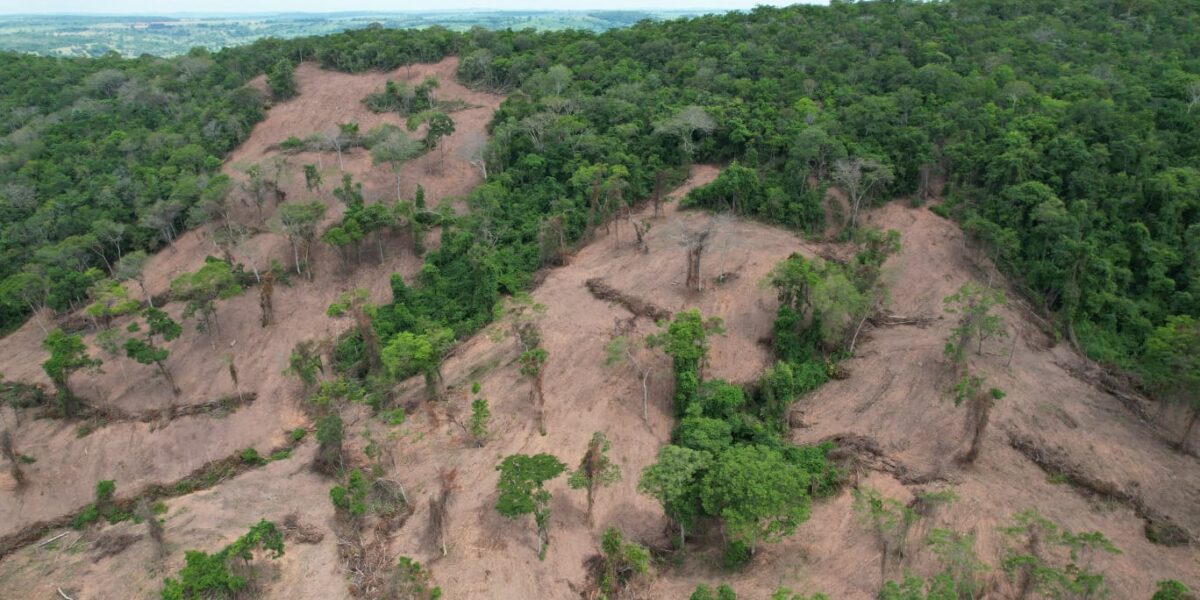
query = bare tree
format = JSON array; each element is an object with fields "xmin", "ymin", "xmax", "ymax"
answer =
[
  {"xmin": 135, "ymin": 499, "xmax": 165, "ymax": 560},
  {"xmin": 1, "ymin": 429, "xmax": 26, "ymax": 489},
  {"xmin": 653, "ymin": 106, "xmax": 716, "ymax": 159},
  {"xmin": 831, "ymin": 157, "xmax": 895, "ymax": 231},
  {"xmin": 259, "ymin": 271, "xmax": 275, "ymax": 327},
  {"xmin": 457, "ymin": 130, "xmax": 489, "ymax": 179},
  {"xmin": 605, "ymin": 334, "xmax": 653, "ymax": 421},
  {"xmin": 1187, "ymin": 80, "xmax": 1200, "ymax": 114},
  {"xmin": 668, "ymin": 216, "xmax": 721, "ymax": 292},
  {"xmin": 429, "ymin": 468, "xmax": 458, "ymax": 557}
]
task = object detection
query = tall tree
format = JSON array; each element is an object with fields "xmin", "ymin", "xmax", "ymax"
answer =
[
  {"xmin": 567, "ymin": 432, "xmax": 621, "ymax": 524},
  {"xmin": 495, "ymin": 453, "xmax": 567, "ymax": 560},
  {"xmin": 831, "ymin": 157, "xmax": 894, "ymax": 232},
  {"xmin": 700, "ymin": 444, "xmax": 813, "ymax": 556},
  {"xmin": 276, "ymin": 201, "xmax": 326, "ymax": 279},
  {"xmin": 42, "ymin": 328, "xmax": 102, "ymax": 416},
  {"xmin": 170, "ymin": 261, "xmax": 244, "ymax": 342},
  {"xmin": 637, "ymin": 444, "xmax": 708, "ymax": 548},
  {"xmin": 1142, "ymin": 316, "xmax": 1200, "ymax": 451},
  {"xmin": 369, "ymin": 125, "xmax": 423, "ymax": 200},
  {"xmin": 123, "ymin": 307, "xmax": 183, "ymax": 396}
]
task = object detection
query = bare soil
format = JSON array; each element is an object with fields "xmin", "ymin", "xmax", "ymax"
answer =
[{"xmin": 1, "ymin": 59, "xmax": 1197, "ymax": 599}]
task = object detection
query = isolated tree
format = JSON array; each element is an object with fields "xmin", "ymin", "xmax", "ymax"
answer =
[
  {"xmin": 667, "ymin": 216, "xmax": 722, "ymax": 292},
  {"xmin": 944, "ymin": 282, "xmax": 1007, "ymax": 363},
  {"xmin": 951, "ymin": 374, "xmax": 1005, "ymax": 464},
  {"xmin": 277, "ymin": 201, "xmax": 326, "ymax": 278},
  {"xmin": 429, "ymin": 468, "xmax": 458, "ymax": 557},
  {"xmin": 95, "ymin": 327, "xmax": 128, "ymax": 379},
  {"xmin": 495, "ymin": 453, "xmax": 567, "ymax": 560},
  {"xmin": 327, "ymin": 289, "xmax": 383, "ymax": 375},
  {"xmin": 700, "ymin": 444, "xmax": 812, "ymax": 556},
  {"xmin": 302, "ymin": 163, "xmax": 322, "ymax": 194},
  {"xmin": 124, "ymin": 307, "xmax": 182, "ymax": 396},
  {"xmin": 1141, "ymin": 315, "xmax": 1200, "ymax": 451},
  {"xmin": 136, "ymin": 499, "xmax": 166, "ymax": 560},
  {"xmin": 284, "ymin": 340, "xmax": 324, "ymax": 391},
  {"xmin": 84, "ymin": 277, "xmax": 140, "ymax": 328},
  {"xmin": 324, "ymin": 122, "xmax": 361, "ymax": 172},
  {"xmin": 259, "ymin": 270, "xmax": 274, "ymax": 327},
  {"xmin": 852, "ymin": 487, "xmax": 955, "ymax": 584},
  {"xmin": 637, "ymin": 444, "xmax": 709, "ymax": 548},
  {"xmin": 42, "ymin": 328, "xmax": 102, "ymax": 416},
  {"xmin": 468, "ymin": 397, "xmax": 490, "ymax": 447},
  {"xmin": 1, "ymin": 429, "xmax": 25, "ymax": 488},
  {"xmin": 381, "ymin": 327, "xmax": 453, "ymax": 399},
  {"xmin": 171, "ymin": 261, "xmax": 243, "ymax": 341},
  {"xmin": 370, "ymin": 125, "xmax": 423, "ymax": 200},
  {"xmin": 831, "ymin": 157, "xmax": 894, "ymax": 231},
  {"xmin": 223, "ymin": 354, "xmax": 244, "ymax": 402},
  {"xmin": 114, "ymin": 250, "xmax": 153, "ymax": 308},
  {"xmin": 568, "ymin": 432, "xmax": 622, "ymax": 523},
  {"xmin": 314, "ymin": 412, "xmax": 344, "ymax": 475},
  {"xmin": 407, "ymin": 110, "xmax": 455, "ymax": 153},
  {"xmin": 267, "ymin": 59, "xmax": 298, "ymax": 101},
  {"xmin": 999, "ymin": 509, "xmax": 1119, "ymax": 600},
  {"xmin": 605, "ymin": 335, "xmax": 653, "ymax": 421},
  {"xmin": 242, "ymin": 158, "xmax": 288, "ymax": 222},
  {"xmin": 519, "ymin": 347, "xmax": 549, "ymax": 435}
]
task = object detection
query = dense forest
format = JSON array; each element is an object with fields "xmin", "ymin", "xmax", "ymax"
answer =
[{"xmin": 2, "ymin": 0, "xmax": 1198, "ymax": 402}]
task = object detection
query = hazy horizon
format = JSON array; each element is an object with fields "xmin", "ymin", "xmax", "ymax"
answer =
[{"xmin": 0, "ymin": 1, "xmax": 820, "ymax": 16}]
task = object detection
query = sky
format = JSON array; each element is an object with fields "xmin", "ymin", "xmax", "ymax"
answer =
[{"xmin": 0, "ymin": 0, "xmax": 816, "ymax": 15}]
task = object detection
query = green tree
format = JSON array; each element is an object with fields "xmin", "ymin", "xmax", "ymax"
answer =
[
  {"xmin": 327, "ymin": 289, "xmax": 383, "ymax": 375},
  {"xmin": 468, "ymin": 397, "xmax": 490, "ymax": 447},
  {"xmin": 700, "ymin": 444, "xmax": 812, "ymax": 556},
  {"xmin": 567, "ymin": 431, "xmax": 621, "ymax": 523},
  {"xmin": 161, "ymin": 520, "xmax": 284, "ymax": 600},
  {"xmin": 407, "ymin": 110, "xmax": 455, "ymax": 153},
  {"xmin": 124, "ymin": 307, "xmax": 183, "ymax": 396},
  {"xmin": 170, "ymin": 261, "xmax": 243, "ymax": 341},
  {"xmin": 267, "ymin": 60, "xmax": 298, "ymax": 101},
  {"xmin": 944, "ymin": 282, "xmax": 1007, "ymax": 363},
  {"xmin": 519, "ymin": 347, "xmax": 549, "ymax": 435},
  {"xmin": 1141, "ymin": 315, "xmax": 1200, "ymax": 450},
  {"xmin": 369, "ymin": 125, "xmax": 423, "ymax": 200},
  {"xmin": 597, "ymin": 527, "xmax": 650, "ymax": 596},
  {"xmin": 1000, "ymin": 509, "xmax": 1120, "ymax": 600},
  {"xmin": 649, "ymin": 310, "xmax": 725, "ymax": 415},
  {"xmin": 381, "ymin": 327, "xmax": 453, "ymax": 400},
  {"xmin": 42, "ymin": 328, "xmax": 102, "ymax": 416},
  {"xmin": 114, "ymin": 250, "xmax": 154, "ymax": 308},
  {"xmin": 495, "ymin": 453, "xmax": 567, "ymax": 560},
  {"xmin": 637, "ymin": 444, "xmax": 709, "ymax": 548},
  {"xmin": 276, "ymin": 201, "xmax": 326, "ymax": 279}
]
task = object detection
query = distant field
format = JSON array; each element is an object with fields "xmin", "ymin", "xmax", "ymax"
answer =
[{"xmin": 0, "ymin": 11, "xmax": 712, "ymax": 57}]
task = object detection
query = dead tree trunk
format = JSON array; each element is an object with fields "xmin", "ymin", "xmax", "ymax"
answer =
[
  {"xmin": 259, "ymin": 272, "xmax": 275, "ymax": 328},
  {"xmin": 652, "ymin": 170, "xmax": 668, "ymax": 218},
  {"xmin": 1180, "ymin": 409, "xmax": 1199, "ymax": 453},
  {"xmin": 959, "ymin": 388, "xmax": 993, "ymax": 464},
  {"xmin": 1, "ymin": 429, "xmax": 25, "ymax": 489}
]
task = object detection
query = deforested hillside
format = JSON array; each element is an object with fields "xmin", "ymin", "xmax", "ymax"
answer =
[{"xmin": 1, "ymin": 1, "xmax": 1198, "ymax": 599}]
